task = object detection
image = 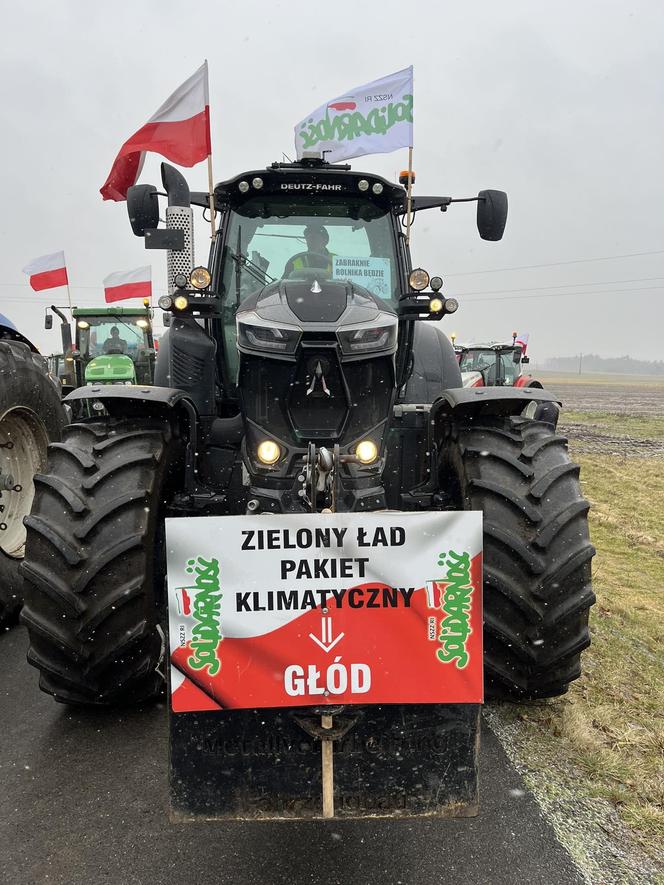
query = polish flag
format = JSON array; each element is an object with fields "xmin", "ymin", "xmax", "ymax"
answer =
[
  {"xmin": 100, "ymin": 62, "xmax": 211, "ymax": 202},
  {"xmin": 22, "ymin": 251, "xmax": 68, "ymax": 291},
  {"xmin": 515, "ymin": 332, "xmax": 530, "ymax": 354},
  {"xmin": 103, "ymin": 266, "xmax": 152, "ymax": 303}
]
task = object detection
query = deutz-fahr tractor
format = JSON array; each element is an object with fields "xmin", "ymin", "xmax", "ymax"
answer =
[
  {"xmin": 0, "ymin": 314, "xmax": 65, "ymax": 627},
  {"xmin": 21, "ymin": 157, "xmax": 595, "ymax": 705},
  {"xmin": 45, "ymin": 303, "xmax": 156, "ymax": 392}
]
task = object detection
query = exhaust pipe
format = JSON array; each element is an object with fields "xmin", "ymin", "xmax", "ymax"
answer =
[{"xmin": 161, "ymin": 164, "xmax": 195, "ymax": 294}]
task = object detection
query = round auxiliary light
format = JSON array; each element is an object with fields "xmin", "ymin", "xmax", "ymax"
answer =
[
  {"xmin": 158, "ymin": 295, "xmax": 172, "ymax": 310},
  {"xmin": 238, "ymin": 180, "xmax": 250, "ymax": 193},
  {"xmin": 76, "ymin": 320, "xmax": 89, "ymax": 329},
  {"xmin": 355, "ymin": 439, "xmax": 379, "ymax": 465},
  {"xmin": 257, "ymin": 439, "xmax": 281, "ymax": 466},
  {"xmin": 430, "ymin": 276, "xmax": 443, "ymax": 292},
  {"xmin": 358, "ymin": 179, "xmax": 369, "ymax": 191},
  {"xmin": 190, "ymin": 266, "xmax": 211, "ymax": 289},
  {"xmin": 173, "ymin": 272, "xmax": 189, "ymax": 289},
  {"xmin": 173, "ymin": 295, "xmax": 189, "ymax": 311},
  {"xmin": 136, "ymin": 319, "xmax": 149, "ymax": 329},
  {"xmin": 252, "ymin": 177, "xmax": 264, "ymax": 189},
  {"xmin": 372, "ymin": 182, "xmax": 384, "ymax": 195},
  {"xmin": 429, "ymin": 298, "xmax": 444, "ymax": 313},
  {"xmin": 444, "ymin": 297, "xmax": 459, "ymax": 314},
  {"xmin": 409, "ymin": 268, "xmax": 430, "ymax": 291}
]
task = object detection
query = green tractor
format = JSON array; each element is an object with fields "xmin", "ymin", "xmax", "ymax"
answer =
[
  {"xmin": 21, "ymin": 157, "xmax": 595, "ymax": 706},
  {"xmin": 45, "ymin": 304, "xmax": 156, "ymax": 391}
]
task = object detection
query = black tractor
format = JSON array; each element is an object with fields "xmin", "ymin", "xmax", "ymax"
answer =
[{"xmin": 20, "ymin": 157, "xmax": 595, "ymax": 705}]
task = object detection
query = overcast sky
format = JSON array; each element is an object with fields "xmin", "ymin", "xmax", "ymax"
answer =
[{"xmin": 1, "ymin": 0, "xmax": 662, "ymax": 363}]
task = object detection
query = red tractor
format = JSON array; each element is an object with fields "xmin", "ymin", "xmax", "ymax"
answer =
[{"xmin": 453, "ymin": 332, "xmax": 540, "ymax": 389}]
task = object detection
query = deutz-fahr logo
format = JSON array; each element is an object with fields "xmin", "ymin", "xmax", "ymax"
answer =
[
  {"xmin": 280, "ymin": 182, "xmax": 343, "ymax": 191},
  {"xmin": 182, "ymin": 556, "xmax": 223, "ymax": 676}
]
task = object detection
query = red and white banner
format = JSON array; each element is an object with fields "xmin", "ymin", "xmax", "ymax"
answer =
[
  {"xmin": 167, "ymin": 512, "xmax": 483, "ymax": 712},
  {"xmin": 100, "ymin": 62, "xmax": 211, "ymax": 202},
  {"xmin": 103, "ymin": 266, "xmax": 152, "ymax": 303},
  {"xmin": 21, "ymin": 251, "xmax": 68, "ymax": 291}
]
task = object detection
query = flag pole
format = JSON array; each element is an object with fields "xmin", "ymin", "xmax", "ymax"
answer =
[
  {"xmin": 405, "ymin": 146, "xmax": 414, "ymax": 246},
  {"xmin": 207, "ymin": 154, "xmax": 216, "ymax": 239}
]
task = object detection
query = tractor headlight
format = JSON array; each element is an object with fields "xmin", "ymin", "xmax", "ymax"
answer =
[
  {"xmin": 190, "ymin": 267, "xmax": 211, "ymax": 289},
  {"xmin": 409, "ymin": 268, "xmax": 430, "ymax": 291},
  {"xmin": 257, "ymin": 439, "xmax": 281, "ymax": 465},
  {"xmin": 237, "ymin": 313, "xmax": 301, "ymax": 354},
  {"xmin": 429, "ymin": 298, "xmax": 444, "ymax": 313},
  {"xmin": 444, "ymin": 297, "xmax": 459, "ymax": 314},
  {"xmin": 336, "ymin": 317, "xmax": 398, "ymax": 355},
  {"xmin": 173, "ymin": 272, "xmax": 189, "ymax": 289},
  {"xmin": 355, "ymin": 440, "xmax": 378, "ymax": 464},
  {"xmin": 173, "ymin": 295, "xmax": 189, "ymax": 311},
  {"xmin": 158, "ymin": 295, "xmax": 173, "ymax": 310}
]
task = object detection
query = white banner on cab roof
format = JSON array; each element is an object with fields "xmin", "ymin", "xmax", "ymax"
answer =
[{"xmin": 294, "ymin": 67, "xmax": 413, "ymax": 164}]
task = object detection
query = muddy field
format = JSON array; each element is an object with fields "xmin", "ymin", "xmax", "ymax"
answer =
[{"xmin": 536, "ymin": 372, "xmax": 664, "ymax": 457}]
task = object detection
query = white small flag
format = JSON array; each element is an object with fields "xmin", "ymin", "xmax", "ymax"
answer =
[
  {"xmin": 22, "ymin": 251, "xmax": 68, "ymax": 291},
  {"xmin": 294, "ymin": 66, "xmax": 413, "ymax": 164},
  {"xmin": 103, "ymin": 266, "xmax": 152, "ymax": 303}
]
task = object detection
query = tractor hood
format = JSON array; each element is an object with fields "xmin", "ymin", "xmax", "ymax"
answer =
[
  {"xmin": 236, "ymin": 278, "xmax": 398, "ymax": 361},
  {"xmin": 84, "ymin": 354, "xmax": 136, "ymax": 384}
]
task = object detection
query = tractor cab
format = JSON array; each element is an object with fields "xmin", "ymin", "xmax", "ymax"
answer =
[{"xmin": 457, "ymin": 341, "xmax": 536, "ymax": 388}]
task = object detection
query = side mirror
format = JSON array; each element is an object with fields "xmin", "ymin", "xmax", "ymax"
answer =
[
  {"xmin": 477, "ymin": 190, "xmax": 508, "ymax": 241},
  {"xmin": 44, "ymin": 314, "xmax": 53, "ymax": 330},
  {"xmin": 521, "ymin": 355, "xmax": 530, "ymax": 364},
  {"xmin": 162, "ymin": 313, "xmax": 172, "ymax": 327},
  {"xmin": 127, "ymin": 184, "xmax": 159, "ymax": 237}
]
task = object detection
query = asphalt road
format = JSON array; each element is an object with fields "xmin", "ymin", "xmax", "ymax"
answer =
[{"xmin": 0, "ymin": 626, "xmax": 584, "ymax": 885}]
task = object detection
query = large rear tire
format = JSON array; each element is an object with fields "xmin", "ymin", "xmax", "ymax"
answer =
[
  {"xmin": 20, "ymin": 417, "xmax": 181, "ymax": 705},
  {"xmin": 0, "ymin": 341, "xmax": 65, "ymax": 627},
  {"xmin": 439, "ymin": 415, "xmax": 595, "ymax": 699}
]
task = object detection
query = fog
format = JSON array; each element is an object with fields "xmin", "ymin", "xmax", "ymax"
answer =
[{"xmin": 1, "ymin": 0, "xmax": 662, "ymax": 362}]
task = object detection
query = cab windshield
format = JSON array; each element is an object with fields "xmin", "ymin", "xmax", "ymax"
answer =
[
  {"xmin": 217, "ymin": 195, "xmax": 401, "ymax": 380},
  {"xmin": 459, "ymin": 348, "xmax": 520, "ymax": 385}
]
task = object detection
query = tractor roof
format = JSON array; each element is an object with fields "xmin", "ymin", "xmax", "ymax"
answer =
[
  {"xmin": 72, "ymin": 307, "xmax": 150, "ymax": 317},
  {"xmin": 214, "ymin": 158, "xmax": 407, "ymax": 214},
  {"xmin": 458, "ymin": 342, "xmax": 522, "ymax": 352}
]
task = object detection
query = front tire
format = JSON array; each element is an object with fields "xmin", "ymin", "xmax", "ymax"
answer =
[
  {"xmin": 20, "ymin": 417, "xmax": 181, "ymax": 705},
  {"xmin": 439, "ymin": 415, "xmax": 595, "ymax": 699}
]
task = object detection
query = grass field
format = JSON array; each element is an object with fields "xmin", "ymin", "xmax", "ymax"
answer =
[{"xmin": 491, "ymin": 416, "xmax": 664, "ymax": 870}]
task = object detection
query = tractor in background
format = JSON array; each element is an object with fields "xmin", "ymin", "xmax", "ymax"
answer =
[
  {"xmin": 0, "ymin": 313, "xmax": 65, "ymax": 626},
  {"xmin": 45, "ymin": 303, "xmax": 156, "ymax": 392}
]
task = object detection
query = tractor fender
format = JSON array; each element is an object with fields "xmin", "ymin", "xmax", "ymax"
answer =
[
  {"xmin": 430, "ymin": 385, "xmax": 561, "ymax": 427},
  {"xmin": 0, "ymin": 316, "xmax": 39, "ymax": 353},
  {"xmin": 64, "ymin": 383, "xmax": 197, "ymax": 424}
]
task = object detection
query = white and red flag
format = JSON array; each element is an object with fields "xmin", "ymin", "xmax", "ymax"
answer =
[
  {"xmin": 515, "ymin": 332, "xmax": 530, "ymax": 354},
  {"xmin": 22, "ymin": 251, "xmax": 69, "ymax": 291},
  {"xmin": 100, "ymin": 62, "xmax": 211, "ymax": 202},
  {"xmin": 103, "ymin": 266, "xmax": 152, "ymax": 303}
]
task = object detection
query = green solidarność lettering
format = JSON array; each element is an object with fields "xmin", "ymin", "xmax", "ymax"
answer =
[
  {"xmin": 186, "ymin": 555, "xmax": 223, "ymax": 676},
  {"xmin": 299, "ymin": 95, "xmax": 413, "ymax": 149},
  {"xmin": 436, "ymin": 550, "xmax": 473, "ymax": 670}
]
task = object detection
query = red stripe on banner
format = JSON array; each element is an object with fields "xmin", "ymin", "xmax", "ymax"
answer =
[
  {"xmin": 29, "ymin": 267, "xmax": 68, "ymax": 291},
  {"xmin": 100, "ymin": 107, "xmax": 210, "ymax": 201},
  {"xmin": 171, "ymin": 553, "xmax": 483, "ymax": 712},
  {"xmin": 104, "ymin": 280, "xmax": 152, "ymax": 303}
]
